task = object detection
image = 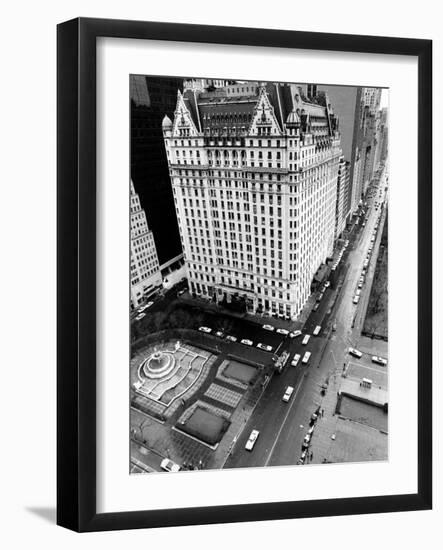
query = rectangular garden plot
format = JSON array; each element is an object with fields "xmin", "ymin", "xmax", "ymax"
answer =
[
  {"xmin": 223, "ymin": 360, "xmax": 258, "ymax": 385},
  {"xmin": 180, "ymin": 406, "xmax": 230, "ymax": 446}
]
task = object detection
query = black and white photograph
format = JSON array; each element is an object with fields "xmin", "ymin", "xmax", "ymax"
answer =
[{"xmin": 129, "ymin": 76, "xmax": 389, "ymax": 474}]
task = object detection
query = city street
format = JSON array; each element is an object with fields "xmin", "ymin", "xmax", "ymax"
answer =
[{"xmin": 224, "ymin": 175, "xmax": 388, "ymax": 469}]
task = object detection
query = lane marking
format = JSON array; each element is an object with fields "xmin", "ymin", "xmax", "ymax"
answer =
[{"xmin": 264, "ymin": 374, "xmax": 305, "ymax": 467}]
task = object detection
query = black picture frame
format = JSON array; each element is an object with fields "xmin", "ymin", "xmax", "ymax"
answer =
[{"xmin": 57, "ymin": 17, "xmax": 432, "ymax": 532}]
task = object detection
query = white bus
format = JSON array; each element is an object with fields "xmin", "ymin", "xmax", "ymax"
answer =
[
  {"xmin": 302, "ymin": 351, "xmax": 311, "ymax": 364},
  {"xmin": 313, "ymin": 325, "xmax": 321, "ymax": 336},
  {"xmin": 302, "ymin": 334, "xmax": 310, "ymax": 345}
]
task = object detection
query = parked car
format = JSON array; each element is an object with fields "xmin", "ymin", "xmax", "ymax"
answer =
[
  {"xmin": 282, "ymin": 386, "xmax": 294, "ymax": 403},
  {"xmin": 302, "ymin": 351, "xmax": 311, "ymax": 364},
  {"xmin": 245, "ymin": 429, "xmax": 260, "ymax": 451},
  {"xmin": 257, "ymin": 343, "xmax": 272, "ymax": 352},
  {"xmin": 289, "ymin": 330, "xmax": 302, "ymax": 338},
  {"xmin": 302, "ymin": 334, "xmax": 310, "ymax": 345},
  {"xmin": 276, "ymin": 328, "xmax": 289, "ymax": 336},
  {"xmin": 324, "ymin": 281, "xmax": 331, "ymax": 288},
  {"xmin": 177, "ymin": 289, "xmax": 186, "ymax": 296},
  {"xmin": 139, "ymin": 301, "xmax": 153, "ymax": 312},
  {"xmin": 241, "ymin": 339, "xmax": 253, "ymax": 346},
  {"xmin": 215, "ymin": 331, "xmax": 224, "ymax": 338},
  {"xmin": 291, "ymin": 354, "xmax": 301, "ymax": 367},
  {"xmin": 160, "ymin": 458, "xmax": 181, "ymax": 473},
  {"xmin": 135, "ymin": 313, "xmax": 146, "ymax": 321},
  {"xmin": 372, "ymin": 356, "xmax": 388, "ymax": 366},
  {"xmin": 313, "ymin": 303, "xmax": 320, "ymax": 312},
  {"xmin": 313, "ymin": 325, "xmax": 321, "ymax": 336},
  {"xmin": 349, "ymin": 347, "xmax": 363, "ymax": 359},
  {"xmin": 226, "ymin": 335, "xmax": 237, "ymax": 342},
  {"xmin": 262, "ymin": 324, "xmax": 275, "ymax": 332},
  {"xmin": 198, "ymin": 326, "xmax": 212, "ymax": 333},
  {"xmin": 353, "ymin": 295, "xmax": 360, "ymax": 304}
]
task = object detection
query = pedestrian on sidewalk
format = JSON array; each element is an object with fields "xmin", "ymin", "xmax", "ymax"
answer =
[
  {"xmin": 310, "ymin": 452, "xmax": 313, "ymax": 461},
  {"xmin": 321, "ymin": 408, "xmax": 325, "ymax": 417}
]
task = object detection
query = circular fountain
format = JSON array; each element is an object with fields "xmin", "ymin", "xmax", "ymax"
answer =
[{"xmin": 142, "ymin": 350, "xmax": 175, "ymax": 379}]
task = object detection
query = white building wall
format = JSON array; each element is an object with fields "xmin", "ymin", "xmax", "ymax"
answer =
[{"xmin": 163, "ymin": 88, "xmax": 341, "ymax": 320}]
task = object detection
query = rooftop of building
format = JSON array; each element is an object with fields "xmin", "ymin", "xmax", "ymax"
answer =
[{"xmin": 174, "ymin": 81, "xmax": 339, "ymax": 137}]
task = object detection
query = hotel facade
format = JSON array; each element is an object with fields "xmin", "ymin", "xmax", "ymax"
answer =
[{"xmin": 162, "ymin": 82, "xmax": 342, "ymax": 320}]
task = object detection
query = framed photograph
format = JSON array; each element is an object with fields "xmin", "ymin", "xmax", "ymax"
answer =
[{"xmin": 57, "ymin": 17, "xmax": 432, "ymax": 532}]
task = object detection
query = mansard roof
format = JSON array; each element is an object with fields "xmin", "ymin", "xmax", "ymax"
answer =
[{"xmin": 176, "ymin": 83, "xmax": 332, "ymax": 136}]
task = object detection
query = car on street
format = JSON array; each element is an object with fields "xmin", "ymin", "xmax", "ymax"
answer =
[
  {"xmin": 313, "ymin": 325, "xmax": 321, "ymax": 336},
  {"xmin": 282, "ymin": 386, "xmax": 294, "ymax": 402},
  {"xmin": 349, "ymin": 347, "xmax": 363, "ymax": 359},
  {"xmin": 291, "ymin": 353, "xmax": 301, "ymax": 367},
  {"xmin": 302, "ymin": 433, "xmax": 311, "ymax": 449},
  {"xmin": 276, "ymin": 328, "xmax": 289, "ymax": 336},
  {"xmin": 215, "ymin": 331, "xmax": 224, "ymax": 338},
  {"xmin": 257, "ymin": 343, "xmax": 272, "ymax": 352},
  {"xmin": 241, "ymin": 339, "xmax": 253, "ymax": 346},
  {"xmin": 135, "ymin": 313, "xmax": 146, "ymax": 321},
  {"xmin": 324, "ymin": 281, "xmax": 331, "ymax": 288},
  {"xmin": 139, "ymin": 301, "xmax": 153, "ymax": 312},
  {"xmin": 302, "ymin": 334, "xmax": 310, "ymax": 345},
  {"xmin": 160, "ymin": 458, "xmax": 181, "ymax": 473},
  {"xmin": 198, "ymin": 326, "xmax": 212, "ymax": 333},
  {"xmin": 358, "ymin": 281, "xmax": 364, "ymax": 289},
  {"xmin": 245, "ymin": 429, "xmax": 260, "ymax": 451},
  {"xmin": 353, "ymin": 295, "xmax": 360, "ymax": 304},
  {"xmin": 302, "ymin": 351, "xmax": 312, "ymax": 364},
  {"xmin": 226, "ymin": 335, "xmax": 237, "ymax": 342},
  {"xmin": 262, "ymin": 324, "xmax": 275, "ymax": 331},
  {"xmin": 313, "ymin": 303, "xmax": 320, "ymax": 312},
  {"xmin": 372, "ymin": 356, "xmax": 388, "ymax": 366},
  {"xmin": 356, "ymin": 289, "xmax": 362, "ymax": 296},
  {"xmin": 289, "ymin": 330, "xmax": 302, "ymax": 338},
  {"xmin": 177, "ymin": 289, "xmax": 186, "ymax": 296},
  {"xmin": 316, "ymin": 293, "xmax": 323, "ymax": 303}
]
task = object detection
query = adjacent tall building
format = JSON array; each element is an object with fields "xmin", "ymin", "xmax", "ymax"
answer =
[
  {"xmin": 318, "ymin": 85, "xmax": 362, "ymax": 223},
  {"xmin": 130, "ymin": 181, "xmax": 162, "ymax": 309},
  {"xmin": 131, "ymin": 75, "xmax": 184, "ymax": 270},
  {"xmin": 349, "ymin": 87, "xmax": 385, "ymax": 211},
  {"xmin": 162, "ymin": 82, "xmax": 342, "ymax": 320},
  {"xmin": 335, "ymin": 156, "xmax": 350, "ymax": 239}
]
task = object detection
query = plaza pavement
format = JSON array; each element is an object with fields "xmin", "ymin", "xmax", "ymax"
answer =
[{"xmin": 130, "ymin": 348, "xmax": 272, "ymax": 472}]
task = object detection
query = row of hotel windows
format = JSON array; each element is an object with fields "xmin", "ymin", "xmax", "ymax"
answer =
[
  {"xmin": 187, "ymin": 262, "xmax": 293, "ymax": 292},
  {"xmin": 178, "ymin": 185, "xmax": 303, "ymax": 207},
  {"xmin": 170, "ymin": 138, "xmax": 287, "ymax": 148},
  {"xmin": 188, "ymin": 282, "xmax": 295, "ymax": 319},
  {"xmin": 172, "ymin": 169, "xmax": 285, "ymax": 188}
]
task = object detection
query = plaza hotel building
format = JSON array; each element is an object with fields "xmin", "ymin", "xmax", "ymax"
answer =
[{"xmin": 162, "ymin": 82, "xmax": 342, "ymax": 320}]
